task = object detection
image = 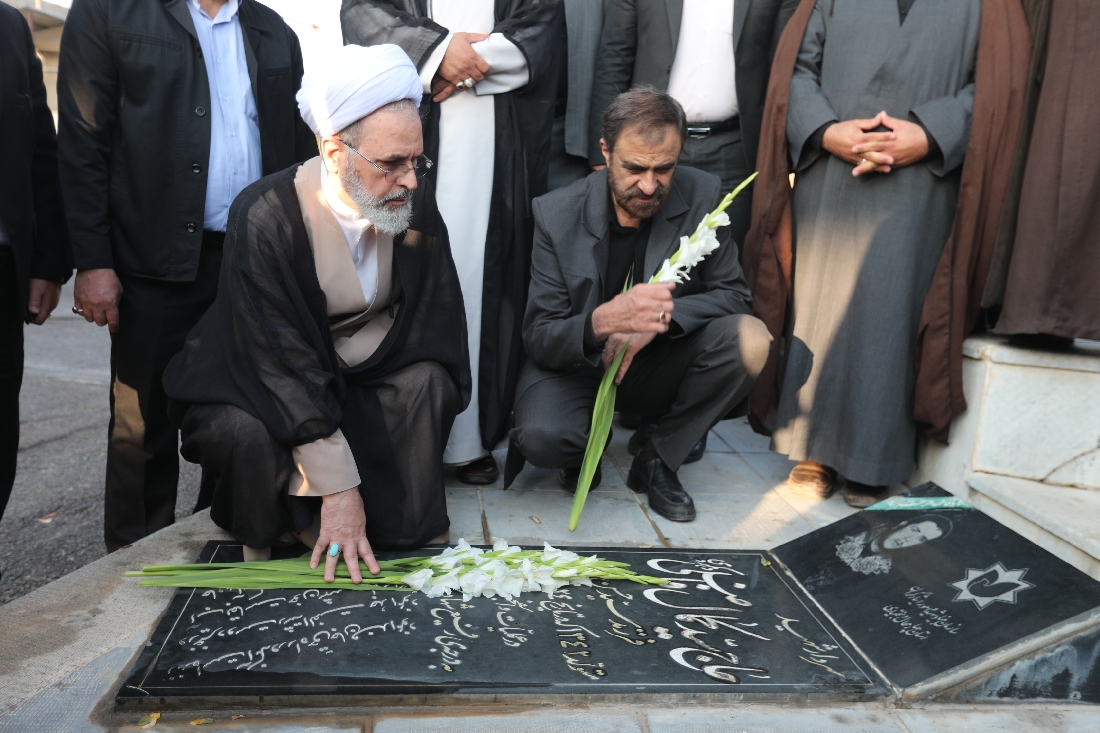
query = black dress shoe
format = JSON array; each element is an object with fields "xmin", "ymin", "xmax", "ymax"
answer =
[
  {"xmin": 627, "ymin": 417, "xmax": 660, "ymax": 455},
  {"xmin": 627, "ymin": 440, "xmax": 696, "ymax": 522},
  {"xmin": 455, "ymin": 454, "xmax": 499, "ymax": 485},
  {"xmin": 558, "ymin": 465, "xmax": 602, "ymax": 494},
  {"xmin": 683, "ymin": 434, "xmax": 707, "ymax": 464}
]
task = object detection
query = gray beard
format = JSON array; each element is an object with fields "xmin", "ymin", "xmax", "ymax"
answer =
[{"xmin": 340, "ymin": 163, "xmax": 414, "ymax": 236}]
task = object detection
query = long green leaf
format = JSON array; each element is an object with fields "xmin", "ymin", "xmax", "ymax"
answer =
[{"xmin": 568, "ymin": 342, "xmax": 626, "ymax": 531}]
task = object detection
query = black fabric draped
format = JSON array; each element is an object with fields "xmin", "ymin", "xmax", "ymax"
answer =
[
  {"xmin": 163, "ymin": 165, "xmax": 472, "ymax": 547},
  {"xmin": 340, "ymin": 0, "xmax": 564, "ymax": 451}
]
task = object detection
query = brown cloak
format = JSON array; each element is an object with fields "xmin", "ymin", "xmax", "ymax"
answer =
[
  {"xmin": 992, "ymin": 0, "xmax": 1100, "ymax": 341},
  {"xmin": 742, "ymin": 0, "xmax": 1032, "ymax": 443}
]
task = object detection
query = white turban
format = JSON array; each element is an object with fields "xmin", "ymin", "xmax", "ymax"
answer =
[{"xmin": 296, "ymin": 44, "xmax": 423, "ymax": 137}]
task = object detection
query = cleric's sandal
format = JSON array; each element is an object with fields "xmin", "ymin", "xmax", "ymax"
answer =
[
  {"xmin": 842, "ymin": 480, "xmax": 889, "ymax": 508},
  {"xmin": 786, "ymin": 461, "xmax": 838, "ymax": 499}
]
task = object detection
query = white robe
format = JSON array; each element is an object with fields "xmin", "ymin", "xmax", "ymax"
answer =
[{"xmin": 422, "ymin": 0, "xmax": 529, "ymax": 465}]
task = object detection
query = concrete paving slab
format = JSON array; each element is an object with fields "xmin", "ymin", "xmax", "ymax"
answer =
[
  {"xmin": 0, "ymin": 510, "xmax": 231, "ymax": 715},
  {"xmin": 480, "ymin": 488, "xmax": 660, "ymax": 547},
  {"xmin": 647, "ymin": 493, "xmax": 814, "ymax": 549},
  {"xmin": 896, "ymin": 707, "xmax": 1100, "ymax": 732},
  {"xmin": 772, "ymin": 483, "xmax": 859, "ymax": 530},
  {"xmin": 646, "ymin": 707, "xmax": 905, "ymax": 732},
  {"xmin": 738, "ymin": 451, "xmax": 797, "ymax": 487},
  {"xmin": 0, "ymin": 632, "xmax": 143, "ymax": 733},
  {"xmin": 374, "ymin": 711, "xmax": 643, "ymax": 733},
  {"xmin": 147, "ymin": 725, "xmax": 361, "ymax": 733},
  {"xmin": 445, "ymin": 489, "xmax": 487, "ymax": 544},
  {"xmin": 712, "ymin": 417, "xmax": 774, "ymax": 454},
  {"xmin": 674, "ymin": 452, "xmax": 772, "ymax": 495}
]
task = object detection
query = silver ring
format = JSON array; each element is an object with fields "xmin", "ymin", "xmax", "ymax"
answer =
[
  {"xmin": 72, "ymin": 307, "xmax": 84, "ymax": 315},
  {"xmin": 328, "ymin": 543, "xmax": 340, "ymax": 558},
  {"xmin": 464, "ymin": 77, "xmax": 475, "ymax": 88},
  {"xmin": 659, "ymin": 310, "xmax": 665, "ymax": 323}
]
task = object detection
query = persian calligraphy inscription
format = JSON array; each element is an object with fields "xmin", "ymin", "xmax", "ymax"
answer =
[{"xmin": 118, "ymin": 543, "xmax": 879, "ymax": 705}]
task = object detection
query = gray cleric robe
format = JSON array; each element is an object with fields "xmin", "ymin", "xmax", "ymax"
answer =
[{"xmin": 772, "ymin": 0, "xmax": 979, "ymax": 485}]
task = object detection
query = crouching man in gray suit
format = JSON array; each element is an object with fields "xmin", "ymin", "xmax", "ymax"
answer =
[{"xmin": 510, "ymin": 88, "xmax": 771, "ymax": 522}]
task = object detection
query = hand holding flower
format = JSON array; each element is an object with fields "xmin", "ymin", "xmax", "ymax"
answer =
[{"xmin": 591, "ymin": 282, "xmax": 675, "ymax": 340}]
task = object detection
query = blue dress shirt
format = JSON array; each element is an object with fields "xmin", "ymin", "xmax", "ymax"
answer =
[{"xmin": 186, "ymin": 0, "xmax": 263, "ymax": 232}]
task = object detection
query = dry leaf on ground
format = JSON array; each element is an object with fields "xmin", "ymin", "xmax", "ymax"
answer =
[{"xmin": 137, "ymin": 712, "xmax": 160, "ymax": 729}]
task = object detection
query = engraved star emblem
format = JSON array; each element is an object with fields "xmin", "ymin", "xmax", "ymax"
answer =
[{"xmin": 949, "ymin": 562, "xmax": 1035, "ymax": 609}]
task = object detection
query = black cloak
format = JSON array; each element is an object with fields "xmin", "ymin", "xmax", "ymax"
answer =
[
  {"xmin": 163, "ymin": 164, "xmax": 472, "ymax": 546},
  {"xmin": 340, "ymin": 0, "xmax": 565, "ymax": 451}
]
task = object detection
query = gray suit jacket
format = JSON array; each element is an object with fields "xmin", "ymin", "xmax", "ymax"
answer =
[
  {"xmin": 588, "ymin": 0, "xmax": 800, "ymax": 167},
  {"xmin": 518, "ymin": 167, "xmax": 753, "ymax": 397},
  {"xmin": 563, "ymin": 0, "xmax": 604, "ymax": 158}
]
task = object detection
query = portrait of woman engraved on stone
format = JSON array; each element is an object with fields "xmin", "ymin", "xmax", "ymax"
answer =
[{"xmin": 835, "ymin": 515, "xmax": 954, "ymax": 576}]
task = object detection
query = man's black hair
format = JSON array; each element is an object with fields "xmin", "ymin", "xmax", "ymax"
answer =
[{"xmin": 601, "ymin": 86, "xmax": 688, "ymax": 154}]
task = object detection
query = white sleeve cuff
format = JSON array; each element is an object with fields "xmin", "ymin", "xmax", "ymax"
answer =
[
  {"xmin": 289, "ymin": 428, "xmax": 361, "ymax": 497},
  {"xmin": 419, "ymin": 31, "xmax": 454, "ymax": 93},
  {"xmin": 472, "ymin": 33, "xmax": 529, "ymax": 95}
]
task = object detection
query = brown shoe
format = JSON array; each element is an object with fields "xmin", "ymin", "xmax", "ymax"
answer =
[
  {"xmin": 455, "ymin": 455, "xmax": 499, "ymax": 485},
  {"xmin": 842, "ymin": 480, "xmax": 889, "ymax": 508},
  {"xmin": 787, "ymin": 461, "xmax": 837, "ymax": 499}
]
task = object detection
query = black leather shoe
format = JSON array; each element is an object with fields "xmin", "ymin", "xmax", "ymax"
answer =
[
  {"xmin": 627, "ymin": 417, "xmax": 660, "ymax": 455},
  {"xmin": 455, "ymin": 455, "xmax": 499, "ymax": 485},
  {"xmin": 558, "ymin": 464, "xmax": 602, "ymax": 494},
  {"xmin": 683, "ymin": 434, "xmax": 707, "ymax": 464},
  {"xmin": 627, "ymin": 440, "xmax": 696, "ymax": 522}
]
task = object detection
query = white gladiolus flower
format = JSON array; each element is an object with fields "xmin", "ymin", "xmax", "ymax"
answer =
[{"xmin": 401, "ymin": 568, "xmax": 434, "ymax": 592}]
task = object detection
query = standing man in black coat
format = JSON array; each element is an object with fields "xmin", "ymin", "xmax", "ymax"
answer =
[
  {"xmin": 0, "ymin": 4, "xmax": 73, "ymax": 521},
  {"xmin": 589, "ymin": 0, "xmax": 799, "ymax": 251},
  {"xmin": 58, "ymin": 0, "xmax": 316, "ymax": 551}
]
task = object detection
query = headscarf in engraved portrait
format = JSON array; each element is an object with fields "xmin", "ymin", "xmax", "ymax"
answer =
[{"xmin": 835, "ymin": 515, "xmax": 954, "ymax": 576}]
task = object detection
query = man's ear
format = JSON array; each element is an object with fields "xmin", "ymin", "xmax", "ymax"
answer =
[
  {"xmin": 600, "ymin": 138, "xmax": 612, "ymax": 168},
  {"xmin": 319, "ymin": 135, "xmax": 343, "ymax": 175}
]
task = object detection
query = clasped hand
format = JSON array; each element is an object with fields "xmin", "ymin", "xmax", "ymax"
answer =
[
  {"xmin": 592, "ymin": 283, "xmax": 675, "ymax": 384},
  {"xmin": 310, "ymin": 487, "xmax": 380, "ymax": 583},
  {"xmin": 823, "ymin": 110, "xmax": 929, "ymax": 177},
  {"xmin": 430, "ymin": 32, "xmax": 491, "ymax": 103}
]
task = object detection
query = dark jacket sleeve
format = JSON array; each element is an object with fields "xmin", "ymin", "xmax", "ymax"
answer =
[
  {"xmin": 24, "ymin": 16, "xmax": 72, "ymax": 283},
  {"xmin": 57, "ymin": 0, "xmax": 116, "ymax": 271},
  {"xmin": 588, "ymin": 0, "xmax": 638, "ymax": 165},
  {"xmin": 340, "ymin": 0, "xmax": 448, "ymax": 69},
  {"xmin": 289, "ymin": 30, "xmax": 319, "ymax": 163}
]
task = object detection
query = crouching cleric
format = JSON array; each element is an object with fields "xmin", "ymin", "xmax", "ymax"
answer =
[
  {"xmin": 510, "ymin": 88, "xmax": 771, "ymax": 523},
  {"xmin": 163, "ymin": 45, "xmax": 470, "ymax": 580}
]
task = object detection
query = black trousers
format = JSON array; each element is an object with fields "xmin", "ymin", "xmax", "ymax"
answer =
[
  {"xmin": 180, "ymin": 362, "xmax": 459, "ymax": 550},
  {"xmin": 104, "ymin": 239, "xmax": 221, "ymax": 551},
  {"xmin": 513, "ymin": 314, "xmax": 771, "ymax": 472},
  {"xmin": 679, "ymin": 128, "xmax": 754, "ymax": 261},
  {"xmin": 0, "ymin": 248, "xmax": 23, "ymax": 520}
]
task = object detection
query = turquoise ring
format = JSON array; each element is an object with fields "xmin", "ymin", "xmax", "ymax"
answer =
[{"xmin": 328, "ymin": 543, "xmax": 340, "ymax": 557}]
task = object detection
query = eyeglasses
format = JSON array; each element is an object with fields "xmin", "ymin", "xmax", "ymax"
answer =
[{"xmin": 339, "ymin": 139, "xmax": 432, "ymax": 183}]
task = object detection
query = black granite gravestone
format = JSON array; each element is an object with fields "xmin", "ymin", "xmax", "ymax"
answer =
[
  {"xmin": 772, "ymin": 483, "xmax": 1100, "ymax": 699},
  {"xmin": 117, "ymin": 545, "xmax": 884, "ymax": 708}
]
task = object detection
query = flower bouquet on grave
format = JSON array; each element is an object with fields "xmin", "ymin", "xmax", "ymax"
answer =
[
  {"xmin": 568, "ymin": 172, "xmax": 758, "ymax": 531},
  {"xmin": 126, "ymin": 538, "xmax": 668, "ymax": 600}
]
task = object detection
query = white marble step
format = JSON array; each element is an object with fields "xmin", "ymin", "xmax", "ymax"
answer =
[{"xmin": 968, "ymin": 472, "xmax": 1100, "ymax": 580}]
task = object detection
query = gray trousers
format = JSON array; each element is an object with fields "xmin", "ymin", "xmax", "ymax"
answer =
[
  {"xmin": 679, "ymin": 128, "xmax": 753, "ymax": 261},
  {"xmin": 513, "ymin": 314, "xmax": 771, "ymax": 471}
]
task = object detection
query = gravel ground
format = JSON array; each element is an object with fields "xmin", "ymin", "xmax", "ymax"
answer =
[{"xmin": 0, "ymin": 285, "xmax": 200, "ymax": 606}]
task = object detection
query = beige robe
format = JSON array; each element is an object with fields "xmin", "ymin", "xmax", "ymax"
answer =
[{"xmin": 286, "ymin": 157, "xmax": 401, "ymax": 497}]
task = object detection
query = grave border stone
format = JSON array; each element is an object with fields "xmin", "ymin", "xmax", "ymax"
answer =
[{"xmin": 115, "ymin": 544, "xmax": 890, "ymax": 710}]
